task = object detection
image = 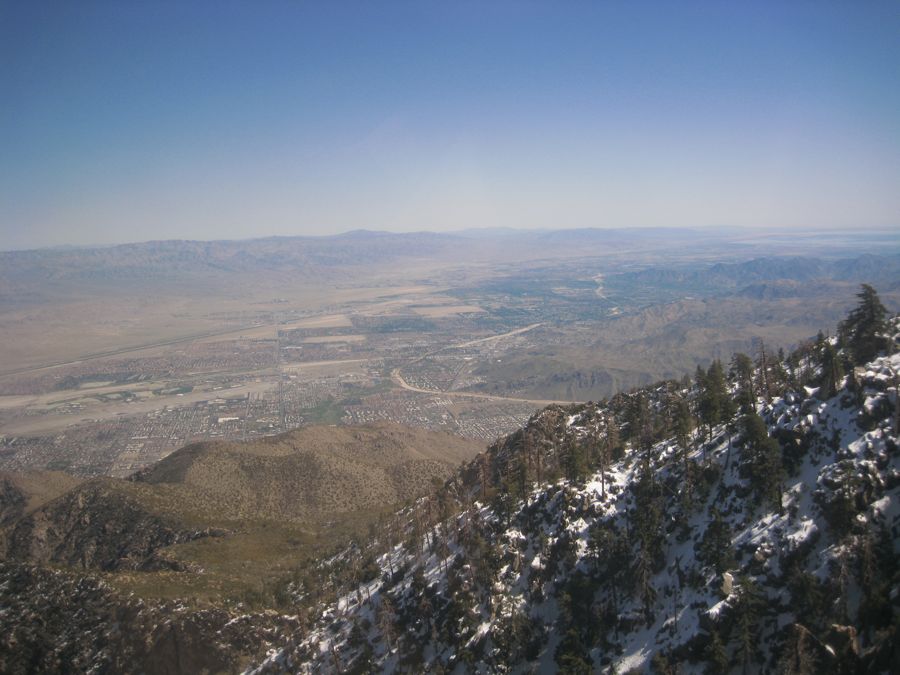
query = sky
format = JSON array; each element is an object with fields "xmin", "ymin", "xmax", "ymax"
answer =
[{"xmin": 1, "ymin": 1, "xmax": 899, "ymax": 250}]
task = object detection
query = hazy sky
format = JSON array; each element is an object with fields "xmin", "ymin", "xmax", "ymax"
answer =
[{"xmin": 2, "ymin": 1, "xmax": 899, "ymax": 249}]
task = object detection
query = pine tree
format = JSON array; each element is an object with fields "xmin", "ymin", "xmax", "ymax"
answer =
[
  {"xmin": 790, "ymin": 339, "xmax": 818, "ymax": 388},
  {"xmin": 821, "ymin": 460, "xmax": 858, "ymax": 539},
  {"xmin": 673, "ymin": 395, "xmax": 694, "ymax": 499},
  {"xmin": 378, "ymin": 595, "xmax": 398, "ymax": 652},
  {"xmin": 732, "ymin": 575, "xmax": 764, "ymax": 674},
  {"xmin": 840, "ymin": 284, "xmax": 888, "ymax": 365},
  {"xmin": 755, "ymin": 338, "xmax": 773, "ymax": 402},
  {"xmin": 634, "ymin": 544, "xmax": 657, "ymax": 624},
  {"xmin": 699, "ymin": 360, "xmax": 732, "ymax": 439},
  {"xmin": 346, "ymin": 617, "xmax": 375, "ymax": 675},
  {"xmin": 704, "ymin": 627, "xmax": 729, "ymax": 675},
  {"xmin": 740, "ymin": 411, "xmax": 783, "ymax": 510},
  {"xmin": 605, "ymin": 412, "xmax": 623, "ymax": 461},
  {"xmin": 695, "ymin": 365, "xmax": 711, "ymax": 439},
  {"xmin": 730, "ymin": 352, "xmax": 755, "ymax": 411},
  {"xmin": 515, "ymin": 454, "xmax": 530, "ymax": 499},
  {"xmin": 787, "ymin": 568, "xmax": 828, "ymax": 634},
  {"xmin": 554, "ymin": 627, "xmax": 592, "ymax": 674},
  {"xmin": 564, "ymin": 437, "xmax": 589, "ymax": 483},
  {"xmin": 698, "ymin": 508, "xmax": 736, "ymax": 574},
  {"xmin": 651, "ymin": 650, "xmax": 678, "ymax": 674},
  {"xmin": 492, "ymin": 488, "xmax": 514, "ymax": 530},
  {"xmin": 631, "ymin": 463, "xmax": 664, "ymax": 622},
  {"xmin": 626, "ymin": 392, "xmax": 654, "ymax": 450},
  {"xmin": 777, "ymin": 624, "xmax": 821, "ymax": 675},
  {"xmin": 718, "ymin": 361, "xmax": 738, "ymax": 421},
  {"xmin": 596, "ymin": 415, "xmax": 619, "ymax": 498},
  {"xmin": 819, "ymin": 340, "xmax": 843, "ymax": 398},
  {"xmin": 856, "ymin": 524, "xmax": 894, "ymax": 640}
]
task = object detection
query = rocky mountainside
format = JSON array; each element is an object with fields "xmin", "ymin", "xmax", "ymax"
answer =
[
  {"xmin": 0, "ymin": 423, "xmax": 483, "ymax": 674},
  {"xmin": 1, "ymin": 477, "xmax": 218, "ymax": 571},
  {"xmin": 0, "ymin": 562, "xmax": 294, "ymax": 674},
  {"xmin": 251, "ymin": 322, "xmax": 900, "ymax": 673}
]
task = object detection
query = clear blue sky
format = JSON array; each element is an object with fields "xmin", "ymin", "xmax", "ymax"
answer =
[{"xmin": 2, "ymin": 1, "xmax": 898, "ymax": 249}]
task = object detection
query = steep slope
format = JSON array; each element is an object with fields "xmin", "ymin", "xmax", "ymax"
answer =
[
  {"xmin": 0, "ymin": 561, "xmax": 294, "ymax": 674},
  {"xmin": 251, "ymin": 331, "xmax": 900, "ymax": 673}
]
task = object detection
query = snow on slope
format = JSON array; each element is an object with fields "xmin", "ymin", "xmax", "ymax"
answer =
[{"xmin": 249, "ymin": 348, "xmax": 899, "ymax": 674}]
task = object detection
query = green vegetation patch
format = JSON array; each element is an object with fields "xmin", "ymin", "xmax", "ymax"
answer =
[{"xmin": 300, "ymin": 397, "xmax": 346, "ymax": 425}]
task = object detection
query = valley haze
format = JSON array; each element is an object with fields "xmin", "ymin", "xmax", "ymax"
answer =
[{"xmin": 1, "ymin": 226, "xmax": 897, "ymax": 479}]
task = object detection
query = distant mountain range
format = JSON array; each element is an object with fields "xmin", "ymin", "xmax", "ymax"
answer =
[
  {"xmin": 1, "ymin": 225, "xmax": 894, "ymax": 296},
  {"xmin": 0, "ymin": 228, "xmax": 713, "ymax": 274},
  {"xmin": 608, "ymin": 254, "xmax": 900, "ymax": 292}
]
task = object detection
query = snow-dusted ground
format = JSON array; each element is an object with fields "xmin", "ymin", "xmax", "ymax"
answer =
[{"xmin": 248, "ymin": 346, "xmax": 899, "ymax": 674}]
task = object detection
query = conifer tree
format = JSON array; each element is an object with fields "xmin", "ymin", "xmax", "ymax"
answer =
[
  {"xmin": 730, "ymin": 352, "xmax": 755, "ymax": 411},
  {"xmin": 605, "ymin": 412, "xmax": 623, "ymax": 461},
  {"xmin": 777, "ymin": 624, "xmax": 821, "ymax": 675},
  {"xmin": 596, "ymin": 415, "xmax": 619, "ymax": 497},
  {"xmin": 840, "ymin": 284, "xmax": 888, "ymax": 365},
  {"xmin": 378, "ymin": 595, "xmax": 398, "ymax": 652},
  {"xmin": 704, "ymin": 628, "xmax": 729, "ymax": 675},
  {"xmin": 699, "ymin": 360, "xmax": 731, "ymax": 438},
  {"xmin": 554, "ymin": 626, "xmax": 592, "ymax": 674},
  {"xmin": 819, "ymin": 340, "xmax": 843, "ymax": 398},
  {"xmin": 626, "ymin": 392, "xmax": 654, "ymax": 450},
  {"xmin": 698, "ymin": 508, "xmax": 736, "ymax": 574},
  {"xmin": 674, "ymin": 396, "xmax": 693, "ymax": 480},
  {"xmin": 717, "ymin": 361, "xmax": 738, "ymax": 421},
  {"xmin": 634, "ymin": 545, "xmax": 657, "ymax": 624},
  {"xmin": 754, "ymin": 339, "xmax": 773, "ymax": 402},
  {"xmin": 821, "ymin": 460, "xmax": 858, "ymax": 539},
  {"xmin": 790, "ymin": 339, "xmax": 818, "ymax": 388},
  {"xmin": 632, "ymin": 463, "xmax": 665, "ymax": 600},
  {"xmin": 740, "ymin": 411, "xmax": 783, "ymax": 510},
  {"xmin": 732, "ymin": 575, "xmax": 764, "ymax": 674},
  {"xmin": 564, "ymin": 437, "xmax": 589, "ymax": 483}
]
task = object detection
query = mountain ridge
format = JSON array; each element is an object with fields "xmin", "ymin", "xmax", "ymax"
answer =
[{"xmin": 250, "ymin": 317, "xmax": 900, "ymax": 674}]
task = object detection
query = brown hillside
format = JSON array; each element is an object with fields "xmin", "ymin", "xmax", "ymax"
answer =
[
  {"xmin": 0, "ymin": 470, "xmax": 83, "ymax": 527},
  {"xmin": 1, "ymin": 423, "xmax": 482, "ymax": 584},
  {"xmin": 0, "ymin": 477, "xmax": 220, "ymax": 571},
  {"xmin": 134, "ymin": 422, "xmax": 483, "ymax": 522}
]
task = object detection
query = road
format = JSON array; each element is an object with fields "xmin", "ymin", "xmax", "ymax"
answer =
[
  {"xmin": 391, "ymin": 322, "xmax": 577, "ymax": 407},
  {"xmin": 390, "ymin": 367, "xmax": 574, "ymax": 407},
  {"xmin": 403, "ymin": 322, "xmax": 543, "ymax": 368},
  {"xmin": 452, "ymin": 323, "xmax": 543, "ymax": 349}
]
